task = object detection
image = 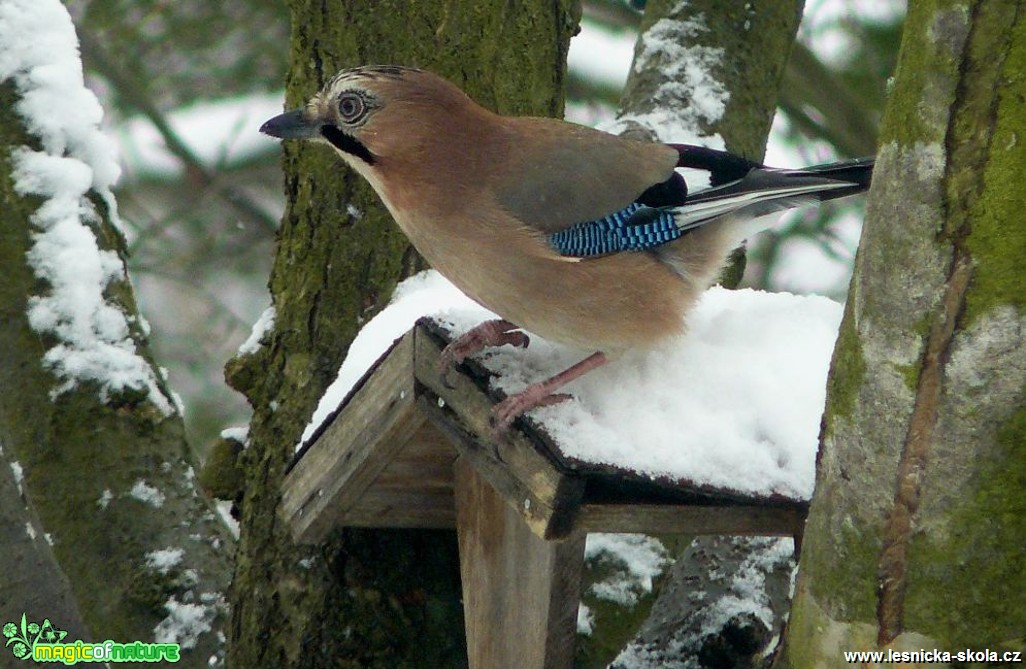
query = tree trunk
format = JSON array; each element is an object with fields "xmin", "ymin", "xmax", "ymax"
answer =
[
  {"xmin": 0, "ymin": 444, "xmax": 89, "ymax": 645},
  {"xmin": 619, "ymin": 0, "xmax": 803, "ymax": 157},
  {"xmin": 0, "ymin": 6, "xmax": 233, "ymax": 664},
  {"xmin": 780, "ymin": 1, "xmax": 1026, "ymax": 664},
  {"xmin": 225, "ymin": 2, "xmax": 579, "ymax": 667}
]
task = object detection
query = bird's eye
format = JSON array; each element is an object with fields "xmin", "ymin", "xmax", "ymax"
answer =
[{"xmin": 338, "ymin": 93, "xmax": 367, "ymax": 123}]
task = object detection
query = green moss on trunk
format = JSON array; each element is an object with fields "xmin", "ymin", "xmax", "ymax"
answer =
[
  {"xmin": 781, "ymin": 1, "xmax": 1026, "ymax": 664},
  {"xmin": 1, "ymin": 81, "xmax": 232, "ymax": 665}
]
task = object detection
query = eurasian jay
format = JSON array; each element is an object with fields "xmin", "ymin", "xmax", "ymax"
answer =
[{"xmin": 261, "ymin": 65, "xmax": 873, "ymax": 433}]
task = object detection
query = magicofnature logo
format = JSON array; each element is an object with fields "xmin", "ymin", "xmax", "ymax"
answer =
[
  {"xmin": 3, "ymin": 613, "xmax": 180, "ymax": 664},
  {"xmin": 4, "ymin": 614, "xmax": 67, "ymax": 660}
]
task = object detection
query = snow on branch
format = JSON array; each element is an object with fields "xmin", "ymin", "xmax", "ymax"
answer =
[
  {"xmin": 0, "ymin": 0, "xmax": 173, "ymax": 414},
  {"xmin": 609, "ymin": 2, "xmax": 728, "ymax": 147}
]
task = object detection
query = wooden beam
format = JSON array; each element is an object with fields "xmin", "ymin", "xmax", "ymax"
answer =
[
  {"xmin": 454, "ymin": 457, "xmax": 585, "ymax": 669},
  {"xmin": 281, "ymin": 333, "xmax": 426, "ymax": 543},
  {"xmin": 415, "ymin": 323, "xmax": 585, "ymax": 539},
  {"xmin": 575, "ymin": 502, "xmax": 807, "ymax": 536}
]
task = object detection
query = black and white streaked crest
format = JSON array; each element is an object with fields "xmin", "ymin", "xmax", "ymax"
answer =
[{"xmin": 325, "ymin": 65, "xmax": 419, "ymax": 90}]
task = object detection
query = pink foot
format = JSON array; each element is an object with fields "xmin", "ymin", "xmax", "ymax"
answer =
[
  {"xmin": 438, "ymin": 318, "xmax": 529, "ymax": 387},
  {"xmin": 490, "ymin": 351, "xmax": 608, "ymax": 435}
]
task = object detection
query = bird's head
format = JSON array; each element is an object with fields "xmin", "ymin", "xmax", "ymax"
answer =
[{"xmin": 260, "ymin": 66, "xmax": 485, "ymax": 175}]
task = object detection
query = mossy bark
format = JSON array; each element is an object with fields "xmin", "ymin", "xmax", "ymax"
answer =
[
  {"xmin": 621, "ymin": 0, "xmax": 803, "ymax": 159},
  {"xmin": 224, "ymin": 2, "xmax": 580, "ymax": 667},
  {"xmin": 780, "ymin": 1, "xmax": 1026, "ymax": 664},
  {"xmin": 1, "ymin": 441, "xmax": 89, "ymax": 644},
  {"xmin": 0, "ymin": 81, "xmax": 233, "ymax": 665}
]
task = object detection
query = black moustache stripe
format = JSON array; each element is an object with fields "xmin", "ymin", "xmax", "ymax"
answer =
[{"xmin": 321, "ymin": 126, "xmax": 376, "ymax": 166}]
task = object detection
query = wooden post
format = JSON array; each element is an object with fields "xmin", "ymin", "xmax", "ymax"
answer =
[{"xmin": 454, "ymin": 457, "xmax": 585, "ymax": 669}]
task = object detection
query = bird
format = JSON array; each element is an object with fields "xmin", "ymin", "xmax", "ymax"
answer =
[{"xmin": 261, "ymin": 65, "xmax": 873, "ymax": 434}]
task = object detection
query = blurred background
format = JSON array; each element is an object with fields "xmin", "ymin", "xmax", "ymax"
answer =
[{"xmin": 64, "ymin": 0, "xmax": 904, "ymax": 454}]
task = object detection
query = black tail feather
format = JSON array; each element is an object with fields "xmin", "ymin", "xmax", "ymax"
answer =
[
  {"xmin": 668, "ymin": 144, "xmax": 874, "ymax": 193},
  {"xmin": 668, "ymin": 144, "xmax": 764, "ymax": 186},
  {"xmin": 784, "ymin": 156, "xmax": 875, "ymax": 195}
]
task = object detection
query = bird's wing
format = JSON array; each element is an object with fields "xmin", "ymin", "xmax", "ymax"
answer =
[
  {"xmin": 492, "ymin": 117, "xmax": 680, "ymax": 234},
  {"xmin": 489, "ymin": 119, "xmax": 873, "ymax": 259},
  {"xmin": 549, "ymin": 159, "xmax": 874, "ymax": 259}
]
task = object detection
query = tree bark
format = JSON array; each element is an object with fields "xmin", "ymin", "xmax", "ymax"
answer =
[
  {"xmin": 618, "ymin": 0, "xmax": 803, "ymax": 157},
  {"xmin": 780, "ymin": 1, "xmax": 1026, "ymax": 664},
  {"xmin": 612, "ymin": 537, "xmax": 796, "ymax": 669},
  {"xmin": 0, "ymin": 15, "xmax": 233, "ymax": 664},
  {"xmin": 0, "ymin": 444, "xmax": 89, "ymax": 645},
  {"xmin": 225, "ymin": 2, "xmax": 580, "ymax": 667}
]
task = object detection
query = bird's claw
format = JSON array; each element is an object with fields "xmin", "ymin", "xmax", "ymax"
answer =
[
  {"xmin": 487, "ymin": 351, "xmax": 608, "ymax": 437},
  {"xmin": 436, "ymin": 320, "xmax": 530, "ymax": 389},
  {"xmin": 490, "ymin": 391, "xmax": 573, "ymax": 437}
]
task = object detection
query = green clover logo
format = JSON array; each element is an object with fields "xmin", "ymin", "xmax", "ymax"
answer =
[{"xmin": 3, "ymin": 613, "xmax": 52, "ymax": 661}]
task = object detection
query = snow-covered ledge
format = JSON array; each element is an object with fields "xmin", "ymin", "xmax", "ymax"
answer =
[
  {"xmin": 278, "ymin": 270, "xmax": 837, "ymax": 669},
  {"xmin": 280, "ymin": 270, "xmax": 838, "ymax": 545}
]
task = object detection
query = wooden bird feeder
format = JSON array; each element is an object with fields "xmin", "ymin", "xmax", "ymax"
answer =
[{"xmin": 281, "ymin": 318, "xmax": 808, "ymax": 669}]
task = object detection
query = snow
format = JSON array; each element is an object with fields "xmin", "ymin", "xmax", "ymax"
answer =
[
  {"xmin": 98, "ymin": 488, "xmax": 113, "ymax": 509},
  {"xmin": 0, "ymin": 0, "xmax": 174, "ymax": 415},
  {"xmin": 586, "ymin": 534, "xmax": 672, "ymax": 606},
  {"xmin": 610, "ymin": 537, "xmax": 795, "ymax": 668},
  {"xmin": 695, "ymin": 538, "xmax": 793, "ymax": 638},
  {"xmin": 298, "ymin": 271, "xmax": 489, "ymax": 447},
  {"xmin": 146, "ymin": 547, "xmax": 185, "ymax": 574},
  {"xmin": 153, "ymin": 596, "xmax": 215, "ymax": 649},
  {"xmin": 10, "ymin": 461, "xmax": 24, "ymax": 495},
  {"xmin": 236, "ymin": 306, "xmax": 275, "ymax": 355},
  {"xmin": 0, "ymin": 2, "xmax": 120, "ymax": 205},
  {"xmin": 300, "ymin": 271, "xmax": 841, "ymax": 500},
  {"xmin": 577, "ymin": 604, "xmax": 595, "ymax": 635},
  {"xmin": 632, "ymin": 10, "xmax": 728, "ymax": 129},
  {"xmin": 129, "ymin": 479, "xmax": 166, "ymax": 508},
  {"xmin": 593, "ymin": 4, "xmax": 729, "ymax": 194},
  {"xmin": 219, "ymin": 426, "xmax": 249, "ymax": 444},
  {"xmin": 603, "ymin": 5, "xmax": 728, "ymax": 149},
  {"xmin": 214, "ymin": 501, "xmax": 240, "ymax": 539}
]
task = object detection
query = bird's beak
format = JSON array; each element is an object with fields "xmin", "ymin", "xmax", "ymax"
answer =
[{"xmin": 260, "ymin": 109, "xmax": 323, "ymax": 140}]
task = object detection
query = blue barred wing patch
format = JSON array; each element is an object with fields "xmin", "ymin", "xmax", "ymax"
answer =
[{"xmin": 548, "ymin": 203, "xmax": 682, "ymax": 258}]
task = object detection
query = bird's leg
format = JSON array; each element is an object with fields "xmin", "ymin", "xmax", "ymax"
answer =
[
  {"xmin": 438, "ymin": 318, "xmax": 530, "ymax": 387},
  {"xmin": 491, "ymin": 351, "xmax": 608, "ymax": 435}
]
